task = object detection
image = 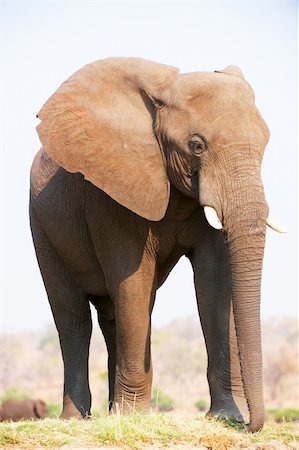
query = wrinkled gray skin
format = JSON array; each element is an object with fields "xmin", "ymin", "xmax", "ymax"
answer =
[
  {"xmin": 30, "ymin": 58, "xmax": 270, "ymax": 431},
  {"xmin": 0, "ymin": 399, "xmax": 47, "ymax": 421}
]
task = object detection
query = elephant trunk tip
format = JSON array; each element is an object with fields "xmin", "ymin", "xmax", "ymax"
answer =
[{"xmin": 245, "ymin": 411, "xmax": 265, "ymax": 433}]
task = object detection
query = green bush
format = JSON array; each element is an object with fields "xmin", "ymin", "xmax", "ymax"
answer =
[
  {"xmin": 99, "ymin": 399, "xmax": 110, "ymax": 415},
  {"xmin": 151, "ymin": 386, "xmax": 175, "ymax": 412},
  {"xmin": 0, "ymin": 387, "xmax": 30, "ymax": 402},
  {"xmin": 194, "ymin": 398, "xmax": 208, "ymax": 412},
  {"xmin": 267, "ymin": 408, "xmax": 299, "ymax": 423},
  {"xmin": 47, "ymin": 403, "xmax": 61, "ymax": 418}
]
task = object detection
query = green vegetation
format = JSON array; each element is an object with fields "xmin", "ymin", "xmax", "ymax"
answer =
[
  {"xmin": 46, "ymin": 403, "xmax": 61, "ymax": 418},
  {"xmin": 150, "ymin": 386, "xmax": 175, "ymax": 412},
  {"xmin": 0, "ymin": 413, "xmax": 298, "ymax": 449},
  {"xmin": 267, "ymin": 408, "xmax": 299, "ymax": 423},
  {"xmin": 195, "ymin": 398, "xmax": 208, "ymax": 412},
  {"xmin": 0, "ymin": 388, "xmax": 30, "ymax": 403}
]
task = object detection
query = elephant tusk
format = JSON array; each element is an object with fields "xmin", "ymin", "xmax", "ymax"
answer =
[
  {"xmin": 204, "ymin": 206, "xmax": 223, "ymax": 230},
  {"xmin": 266, "ymin": 215, "xmax": 287, "ymax": 233}
]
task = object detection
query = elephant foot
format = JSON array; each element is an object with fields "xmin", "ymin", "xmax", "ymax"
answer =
[
  {"xmin": 207, "ymin": 407, "xmax": 244, "ymax": 423},
  {"xmin": 206, "ymin": 398, "xmax": 246, "ymax": 424},
  {"xmin": 207, "ymin": 392, "xmax": 249, "ymax": 425},
  {"xmin": 60, "ymin": 394, "xmax": 89, "ymax": 420}
]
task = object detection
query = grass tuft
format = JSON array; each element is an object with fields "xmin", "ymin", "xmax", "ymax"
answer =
[{"xmin": 267, "ymin": 408, "xmax": 299, "ymax": 423}]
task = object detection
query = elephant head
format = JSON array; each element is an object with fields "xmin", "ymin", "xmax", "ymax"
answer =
[{"xmin": 36, "ymin": 57, "xmax": 283, "ymax": 431}]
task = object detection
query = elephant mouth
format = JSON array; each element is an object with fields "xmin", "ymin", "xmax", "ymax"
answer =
[{"xmin": 203, "ymin": 205, "xmax": 286, "ymax": 234}]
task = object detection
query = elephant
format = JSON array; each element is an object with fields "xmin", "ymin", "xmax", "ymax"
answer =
[
  {"xmin": 30, "ymin": 57, "xmax": 283, "ymax": 432},
  {"xmin": 0, "ymin": 399, "xmax": 48, "ymax": 421}
]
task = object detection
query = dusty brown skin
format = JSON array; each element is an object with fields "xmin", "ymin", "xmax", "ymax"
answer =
[
  {"xmin": 0, "ymin": 399, "xmax": 47, "ymax": 421},
  {"xmin": 30, "ymin": 58, "xmax": 270, "ymax": 431}
]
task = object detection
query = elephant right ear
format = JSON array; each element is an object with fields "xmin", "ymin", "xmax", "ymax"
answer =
[{"xmin": 36, "ymin": 57, "xmax": 179, "ymax": 221}]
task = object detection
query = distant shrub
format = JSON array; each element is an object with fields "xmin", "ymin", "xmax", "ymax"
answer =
[
  {"xmin": 99, "ymin": 399, "xmax": 110, "ymax": 415},
  {"xmin": 99, "ymin": 370, "xmax": 109, "ymax": 382},
  {"xmin": 0, "ymin": 387, "xmax": 30, "ymax": 402},
  {"xmin": 47, "ymin": 403, "xmax": 61, "ymax": 418},
  {"xmin": 267, "ymin": 408, "xmax": 299, "ymax": 423},
  {"xmin": 151, "ymin": 386, "xmax": 175, "ymax": 412},
  {"xmin": 195, "ymin": 398, "xmax": 208, "ymax": 412}
]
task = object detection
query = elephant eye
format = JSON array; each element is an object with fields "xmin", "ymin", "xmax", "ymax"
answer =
[{"xmin": 188, "ymin": 135, "xmax": 207, "ymax": 155}]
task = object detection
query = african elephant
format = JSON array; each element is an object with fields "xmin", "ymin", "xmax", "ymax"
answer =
[
  {"xmin": 30, "ymin": 57, "xmax": 282, "ymax": 432},
  {"xmin": 0, "ymin": 399, "xmax": 47, "ymax": 421}
]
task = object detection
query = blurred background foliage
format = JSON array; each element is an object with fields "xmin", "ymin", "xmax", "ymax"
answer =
[{"xmin": 0, "ymin": 316, "xmax": 298, "ymax": 421}]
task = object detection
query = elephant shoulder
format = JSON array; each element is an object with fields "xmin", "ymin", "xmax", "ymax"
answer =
[{"xmin": 30, "ymin": 148, "xmax": 61, "ymax": 198}]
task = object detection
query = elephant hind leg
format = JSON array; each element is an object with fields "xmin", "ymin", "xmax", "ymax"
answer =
[
  {"xmin": 31, "ymin": 216, "xmax": 92, "ymax": 419},
  {"xmin": 90, "ymin": 295, "xmax": 116, "ymax": 410}
]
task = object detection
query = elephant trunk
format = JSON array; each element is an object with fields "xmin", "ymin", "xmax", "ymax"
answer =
[{"xmin": 224, "ymin": 184, "xmax": 268, "ymax": 432}]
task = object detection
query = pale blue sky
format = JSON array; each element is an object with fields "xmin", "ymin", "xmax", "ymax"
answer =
[{"xmin": 0, "ymin": 1, "xmax": 297, "ymax": 332}]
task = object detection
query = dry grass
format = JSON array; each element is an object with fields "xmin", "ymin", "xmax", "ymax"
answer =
[{"xmin": 0, "ymin": 413, "xmax": 298, "ymax": 450}]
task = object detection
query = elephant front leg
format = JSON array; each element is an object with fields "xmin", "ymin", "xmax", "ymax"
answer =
[
  {"xmin": 189, "ymin": 228, "xmax": 248, "ymax": 422},
  {"xmin": 112, "ymin": 258, "xmax": 156, "ymax": 413},
  {"xmin": 31, "ymin": 219, "xmax": 92, "ymax": 419}
]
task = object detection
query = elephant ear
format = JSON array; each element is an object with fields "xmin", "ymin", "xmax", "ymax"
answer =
[
  {"xmin": 34, "ymin": 399, "xmax": 47, "ymax": 418},
  {"xmin": 215, "ymin": 65, "xmax": 245, "ymax": 79},
  {"xmin": 36, "ymin": 57, "xmax": 179, "ymax": 221}
]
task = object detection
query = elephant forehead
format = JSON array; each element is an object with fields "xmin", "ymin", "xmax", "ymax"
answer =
[
  {"xmin": 169, "ymin": 71, "xmax": 254, "ymax": 106},
  {"xmin": 165, "ymin": 73, "xmax": 268, "ymax": 146},
  {"xmin": 188, "ymin": 90, "xmax": 257, "ymax": 130}
]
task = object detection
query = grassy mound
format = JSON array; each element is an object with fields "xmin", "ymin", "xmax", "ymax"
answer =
[{"xmin": 0, "ymin": 413, "xmax": 298, "ymax": 450}]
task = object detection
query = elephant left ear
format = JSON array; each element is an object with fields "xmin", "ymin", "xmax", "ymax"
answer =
[{"xmin": 215, "ymin": 65, "xmax": 245, "ymax": 80}]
